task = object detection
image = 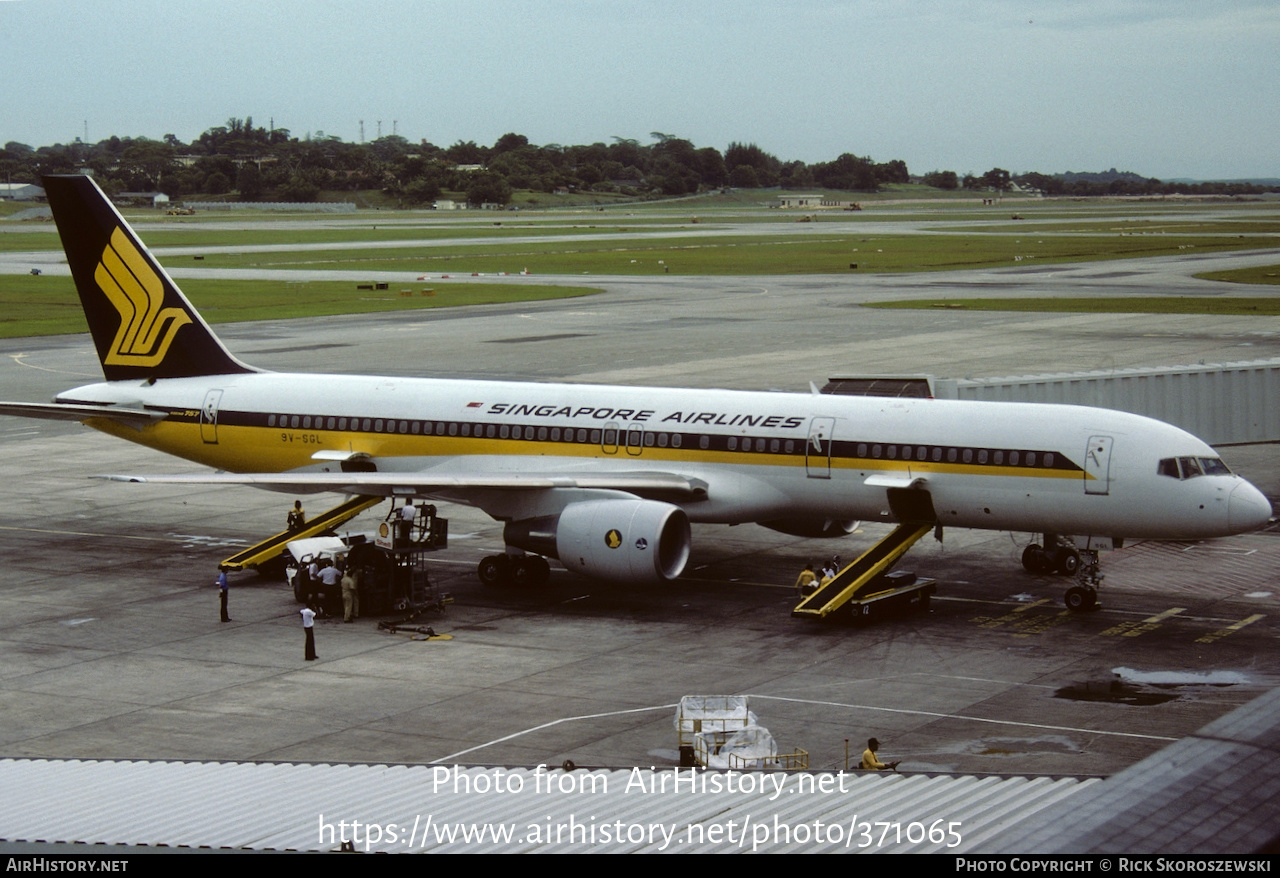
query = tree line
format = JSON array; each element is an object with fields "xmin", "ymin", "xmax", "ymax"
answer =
[{"xmin": 2, "ymin": 118, "xmax": 1273, "ymax": 205}]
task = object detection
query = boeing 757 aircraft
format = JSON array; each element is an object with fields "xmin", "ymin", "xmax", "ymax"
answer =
[{"xmin": 0, "ymin": 175, "xmax": 1271, "ymax": 612}]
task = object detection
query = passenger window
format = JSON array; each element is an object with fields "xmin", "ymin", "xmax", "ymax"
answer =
[
  {"xmin": 962, "ymin": 449, "xmax": 972, "ymax": 464},
  {"xmin": 728, "ymin": 437, "xmax": 738, "ymax": 451},
  {"xmin": 538, "ymin": 427, "xmax": 548, "ymax": 441},
  {"xmin": 931, "ymin": 448, "xmax": 942, "ymax": 462},
  {"xmin": 500, "ymin": 425, "xmax": 510, "ymax": 439},
  {"xmin": 1009, "ymin": 451, "xmax": 1019, "ymax": 466},
  {"xmin": 785, "ymin": 440, "xmax": 794, "ymax": 454},
  {"xmin": 978, "ymin": 450, "xmax": 988, "ymax": 464},
  {"xmin": 671, "ymin": 434, "xmax": 682, "ymax": 448},
  {"xmin": 994, "ymin": 450, "xmax": 1004, "ymax": 465},
  {"xmin": 872, "ymin": 444, "xmax": 882, "ymax": 459},
  {"xmin": 700, "ymin": 436, "xmax": 710, "ymax": 450},
  {"xmin": 771, "ymin": 439, "xmax": 779, "ymax": 453},
  {"xmin": 268, "ymin": 415, "xmax": 276, "ymax": 427},
  {"xmin": 658, "ymin": 433, "xmax": 668, "ymax": 447}
]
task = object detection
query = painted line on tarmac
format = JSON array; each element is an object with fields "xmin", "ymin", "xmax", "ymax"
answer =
[
  {"xmin": 752, "ymin": 694, "xmax": 1178, "ymax": 742},
  {"xmin": 1195, "ymin": 613, "xmax": 1266, "ymax": 644},
  {"xmin": 431, "ymin": 703, "xmax": 679, "ymax": 764}
]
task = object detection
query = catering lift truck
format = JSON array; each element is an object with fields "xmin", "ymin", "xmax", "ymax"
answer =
[{"xmin": 268, "ymin": 500, "xmax": 451, "ymax": 619}]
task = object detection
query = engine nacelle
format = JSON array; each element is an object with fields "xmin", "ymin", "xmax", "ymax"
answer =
[
  {"xmin": 759, "ymin": 517, "xmax": 859, "ymax": 539},
  {"xmin": 504, "ymin": 499, "xmax": 691, "ymax": 585}
]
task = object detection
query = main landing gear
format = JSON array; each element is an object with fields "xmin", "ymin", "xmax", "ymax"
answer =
[
  {"xmin": 478, "ymin": 553, "xmax": 551, "ymax": 586},
  {"xmin": 1022, "ymin": 535, "xmax": 1103, "ymax": 612}
]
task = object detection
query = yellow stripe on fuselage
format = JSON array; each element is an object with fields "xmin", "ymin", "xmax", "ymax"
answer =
[{"xmin": 89, "ymin": 418, "xmax": 1090, "ymax": 481}]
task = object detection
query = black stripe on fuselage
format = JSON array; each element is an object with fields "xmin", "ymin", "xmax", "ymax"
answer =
[{"xmin": 163, "ymin": 406, "xmax": 1086, "ymax": 475}]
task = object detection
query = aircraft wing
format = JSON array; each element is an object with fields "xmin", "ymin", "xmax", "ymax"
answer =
[
  {"xmin": 97, "ymin": 470, "xmax": 708, "ymax": 499},
  {"xmin": 0, "ymin": 401, "xmax": 165, "ymax": 426}
]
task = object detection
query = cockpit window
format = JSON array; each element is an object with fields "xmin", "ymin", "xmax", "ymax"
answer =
[
  {"xmin": 1199, "ymin": 457, "xmax": 1231, "ymax": 476},
  {"xmin": 1159, "ymin": 456, "xmax": 1232, "ymax": 480}
]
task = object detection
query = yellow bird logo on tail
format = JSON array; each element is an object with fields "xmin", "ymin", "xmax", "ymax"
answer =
[{"xmin": 95, "ymin": 227, "xmax": 191, "ymax": 366}]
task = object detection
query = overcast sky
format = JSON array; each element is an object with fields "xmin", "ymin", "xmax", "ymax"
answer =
[{"xmin": 3, "ymin": 0, "xmax": 1276, "ymax": 180}]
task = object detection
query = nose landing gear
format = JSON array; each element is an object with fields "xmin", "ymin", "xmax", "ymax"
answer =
[{"xmin": 1023, "ymin": 536, "xmax": 1104, "ymax": 612}]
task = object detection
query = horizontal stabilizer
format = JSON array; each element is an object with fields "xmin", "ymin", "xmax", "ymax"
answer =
[{"xmin": 0, "ymin": 401, "xmax": 164, "ymax": 426}]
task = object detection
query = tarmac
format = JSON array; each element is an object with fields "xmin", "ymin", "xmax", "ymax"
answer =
[{"xmin": 2, "ymin": 235, "xmax": 1278, "ymax": 786}]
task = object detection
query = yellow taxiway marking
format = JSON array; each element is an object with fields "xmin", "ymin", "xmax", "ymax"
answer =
[
  {"xmin": 1195, "ymin": 614, "xmax": 1266, "ymax": 644},
  {"xmin": 972, "ymin": 598, "xmax": 1052, "ymax": 629},
  {"xmin": 1100, "ymin": 607, "xmax": 1186, "ymax": 637}
]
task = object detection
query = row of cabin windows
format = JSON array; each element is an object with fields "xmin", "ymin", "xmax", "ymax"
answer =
[
  {"xmin": 269, "ymin": 414, "xmax": 688, "ymax": 448},
  {"xmin": 1158, "ymin": 456, "xmax": 1232, "ymax": 480},
  {"xmin": 854, "ymin": 443, "xmax": 1055, "ymax": 468},
  {"xmin": 265, "ymin": 413, "xmax": 1061, "ymax": 467}
]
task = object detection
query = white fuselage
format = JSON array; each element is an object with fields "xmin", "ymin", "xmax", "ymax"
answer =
[{"xmin": 60, "ymin": 370, "xmax": 1273, "ymax": 542}]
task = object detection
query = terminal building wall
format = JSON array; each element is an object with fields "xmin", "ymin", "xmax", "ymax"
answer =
[{"xmin": 933, "ymin": 358, "xmax": 1280, "ymax": 447}]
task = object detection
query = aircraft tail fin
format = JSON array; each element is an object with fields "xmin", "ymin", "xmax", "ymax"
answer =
[{"xmin": 42, "ymin": 174, "xmax": 255, "ymax": 382}]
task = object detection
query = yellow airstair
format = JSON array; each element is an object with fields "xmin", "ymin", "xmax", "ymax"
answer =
[
  {"xmin": 792, "ymin": 521, "xmax": 933, "ymax": 618},
  {"xmin": 220, "ymin": 495, "xmax": 382, "ymax": 572}
]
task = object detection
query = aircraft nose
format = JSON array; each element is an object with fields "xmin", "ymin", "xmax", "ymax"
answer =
[{"xmin": 1228, "ymin": 481, "xmax": 1273, "ymax": 533}]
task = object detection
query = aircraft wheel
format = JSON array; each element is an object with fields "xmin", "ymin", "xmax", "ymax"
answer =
[
  {"xmin": 478, "ymin": 555, "xmax": 510, "ymax": 586},
  {"xmin": 512, "ymin": 556, "xmax": 552, "ymax": 586},
  {"xmin": 1022, "ymin": 545, "xmax": 1048, "ymax": 574},
  {"xmin": 1057, "ymin": 549, "xmax": 1081, "ymax": 576},
  {"xmin": 1064, "ymin": 586, "xmax": 1092, "ymax": 612},
  {"xmin": 524, "ymin": 556, "xmax": 551, "ymax": 586}
]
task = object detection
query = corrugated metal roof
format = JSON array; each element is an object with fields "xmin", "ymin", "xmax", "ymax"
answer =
[{"xmin": 0, "ymin": 759, "xmax": 1098, "ymax": 853}]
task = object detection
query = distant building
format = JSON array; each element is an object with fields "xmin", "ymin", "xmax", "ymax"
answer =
[
  {"xmin": 775, "ymin": 193, "xmax": 823, "ymax": 208},
  {"xmin": 0, "ymin": 183, "xmax": 44, "ymax": 201},
  {"xmin": 432, "ymin": 199, "xmax": 460, "ymax": 210},
  {"xmin": 115, "ymin": 192, "xmax": 170, "ymax": 208}
]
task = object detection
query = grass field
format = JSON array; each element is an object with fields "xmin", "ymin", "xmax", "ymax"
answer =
[
  {"xmin": 1194, "ymin": 265, "xmax": 1280, "ymax": 286},
  {"xmin": 0, "ymin": 275, "xmax": 600, "ymax": 338},
  {"xmin": 181, "ymin": 231, "xmax": 1280, "ymax": 275},
  {"xmin": 4, "ymin": 194, "xmax": 1278, "ymax": 335}
]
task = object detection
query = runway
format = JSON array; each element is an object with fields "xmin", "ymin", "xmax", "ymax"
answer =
[{"xmin": 0, "ymin": 232, "xmax": 1278, "ymax": 779}]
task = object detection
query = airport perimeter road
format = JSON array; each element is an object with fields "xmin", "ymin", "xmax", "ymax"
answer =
[{"xmin": 0, "ymin": 258, "xmax": 1277, "ymax": 775}]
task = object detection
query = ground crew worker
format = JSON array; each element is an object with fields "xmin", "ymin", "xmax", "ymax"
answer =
[
  {"xmin": 860, "ymin": 737, "xmax": 900, "ymax": 771},
  {"xmin": 287, "ymin": 500, "xmax": 306, "ymax": 533},
  {"xmin": 794, "ymin": 563, "xmax": 817, "ymax": 594},
  {"xmin": 216, "ymin": 566, "xmax": 231, "ymax": 622},
  {"xmin": 342, "ymin": 566, "xmax": 360, "ymax": 623},
  {"xmin": 301, "ymin": 603, "xmax": 318, "ymax": 661}
]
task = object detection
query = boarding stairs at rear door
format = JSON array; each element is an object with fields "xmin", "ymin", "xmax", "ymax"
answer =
[{"xmin": 220, "ymin": 495, "xmax": 383, "ymax": 571}]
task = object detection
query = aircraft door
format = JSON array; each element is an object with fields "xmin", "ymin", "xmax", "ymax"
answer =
[
  {"xmin": 200, "ymin": 389, "xmax": 223, "ymax": 444},
  {"xmin": 601, "ymin": 421, "xmax": 620, "ymax": 455},
  {"xmin": 806, "ymin": 417, "xmax": 834, "ymax": 479},
  {"xmin": 1084, "ymin": 435, "xmax": 1113, "ymax": 495},
  {"xmin": 625, "ymin": 422, "xmax": 644, "ymax": 456}
]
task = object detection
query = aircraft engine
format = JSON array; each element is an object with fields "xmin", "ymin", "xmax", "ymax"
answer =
[
  {"xmin": 759, "ymin": 517, "xmax": 860, "ymax": 539},
  {"xmin": 504, "ymin": 499, "xmax": 691, "ymax": 585}
]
